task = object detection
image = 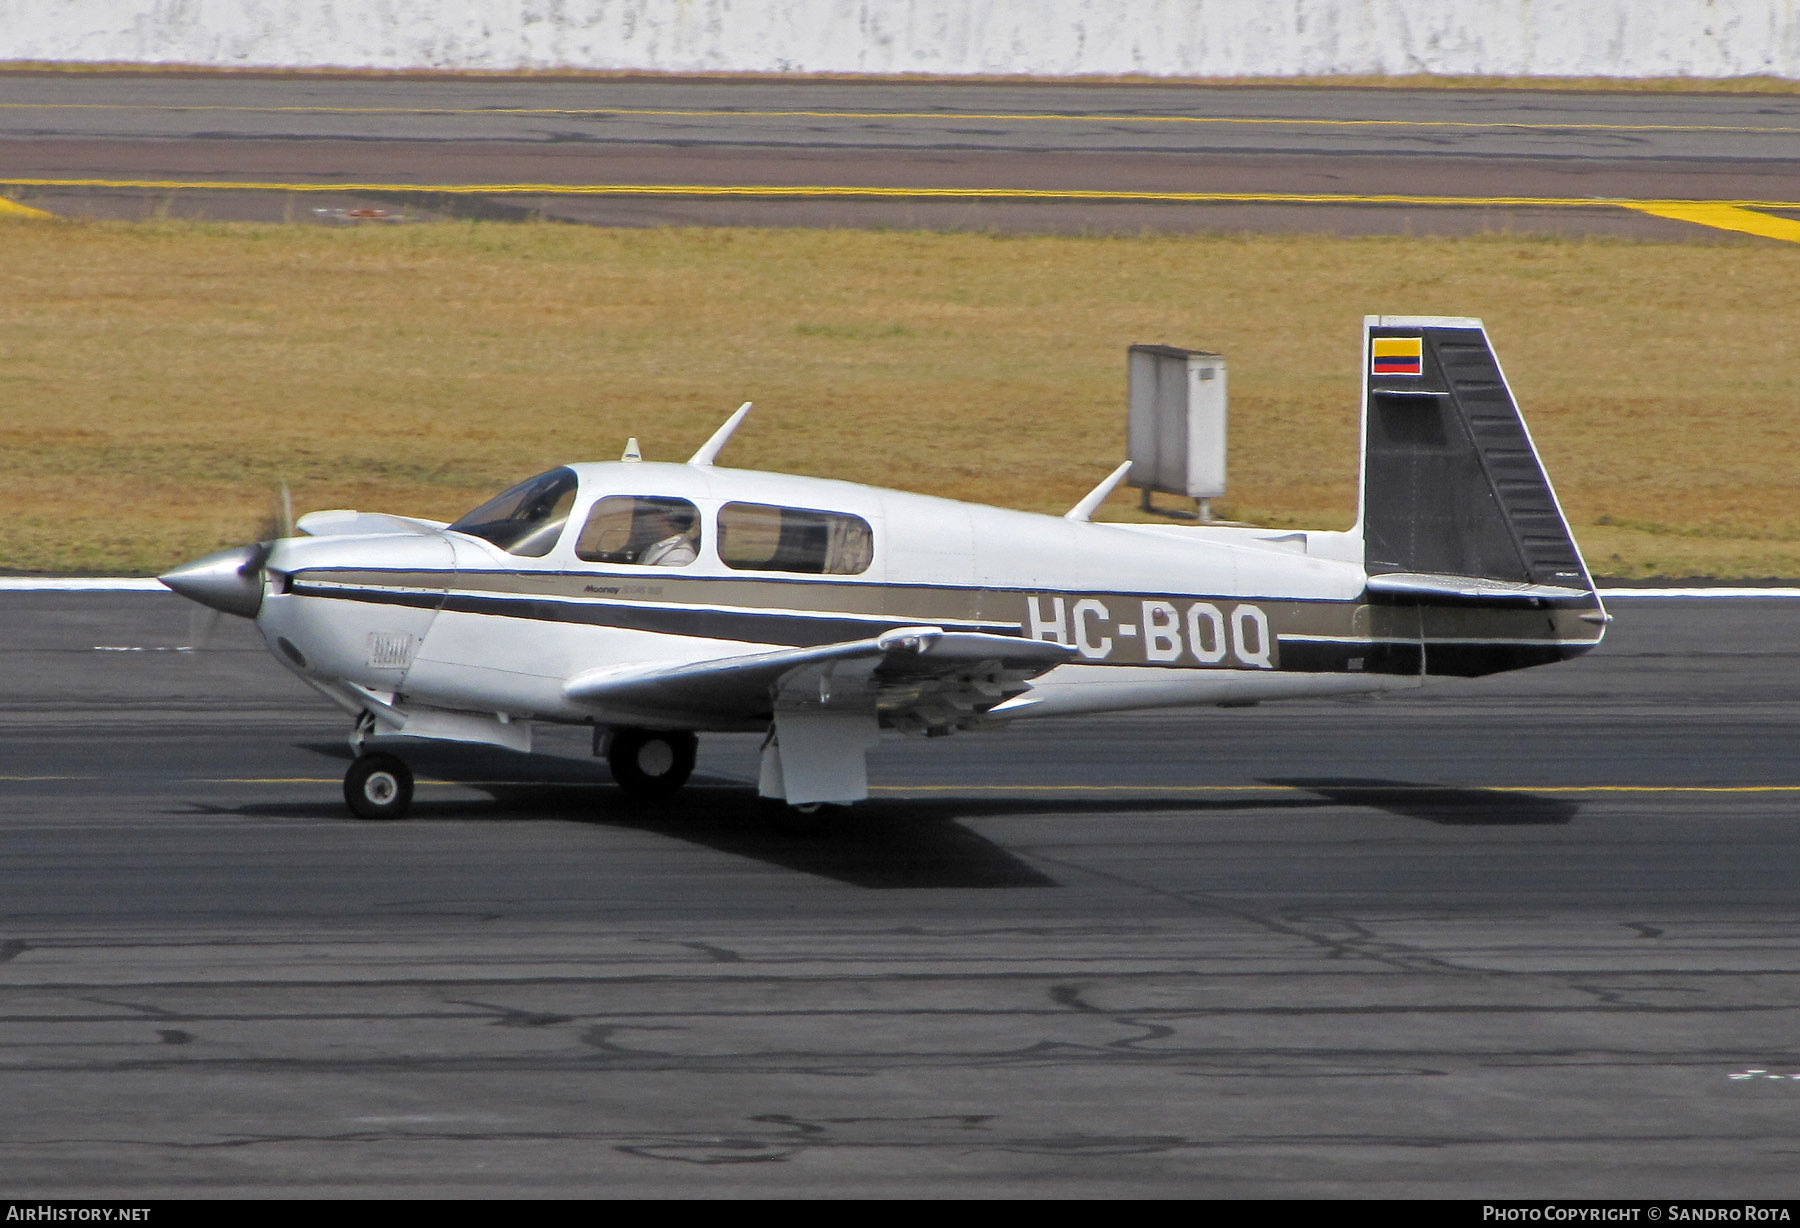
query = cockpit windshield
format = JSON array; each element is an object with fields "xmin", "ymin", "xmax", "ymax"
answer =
[{"xmin": 448, "ymin": 467, "xmax": 579, "ymax": 558}]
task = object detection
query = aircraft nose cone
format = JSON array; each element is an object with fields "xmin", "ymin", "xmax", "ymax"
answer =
[{"xmin": 158, "ymin": 544, "xmax": 267, "ymax": 619}]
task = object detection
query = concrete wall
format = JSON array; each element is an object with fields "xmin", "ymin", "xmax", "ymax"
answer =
[{"xmin": 4, "ymin": 0, "xmax": 1797, "ymax": 79}]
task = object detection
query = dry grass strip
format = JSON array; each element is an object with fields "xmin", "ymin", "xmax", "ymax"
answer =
[{"xmin": 0, "ymin": 217, "xmax": 1794, "ymax": 576}]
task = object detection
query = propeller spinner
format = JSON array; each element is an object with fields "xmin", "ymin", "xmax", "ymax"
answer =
[
  {"xmin": 159, "ymin": 485, "xmax": 293, "ymax": 621},
  {"xmin": 158, "ymin": 542, "xmax": 270, "ymax": 619}
]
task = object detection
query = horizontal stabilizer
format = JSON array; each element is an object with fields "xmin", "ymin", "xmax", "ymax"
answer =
[{"xmin": 1365, "ymin": 572, "xmax": 1594, "ymax": 603}]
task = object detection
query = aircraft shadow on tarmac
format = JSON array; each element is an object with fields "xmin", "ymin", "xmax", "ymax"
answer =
[
  {"xmin": 257, "ymin": 740, "xmax": 1054, "ymax": 889},
  {"xmin": 1266, "ymin": 778, "xmax": 1580, "ymax": 826},
  {"xmin": 197, "ymin": 744, "xmax": 1583, "ymax": 888}
]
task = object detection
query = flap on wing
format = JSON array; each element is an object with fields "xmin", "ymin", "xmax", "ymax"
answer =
[
  {"xmin": 564, "ymin": 626, "xmax": 1076, "ymax": 720},
  {"xmin": 871, "ymin": 627, "xmax": 1076, "ymax": 673}
]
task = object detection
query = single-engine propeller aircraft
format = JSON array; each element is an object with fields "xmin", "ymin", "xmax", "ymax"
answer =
[{"xmin": 161, "ymin": 317, "xmax": 1607, "ymax": 822}]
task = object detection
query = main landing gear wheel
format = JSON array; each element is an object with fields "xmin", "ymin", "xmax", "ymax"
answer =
[
  {"xmin": 606, "ymin": 728, "xmax": 698, "ymax": 800},
  {"xmin": 344, "ymin": 752, "xmax": 414, "ymax": 820}
]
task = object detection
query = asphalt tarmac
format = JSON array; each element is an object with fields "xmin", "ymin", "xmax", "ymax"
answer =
[
  {"xmin": 3, "ymin": 591, "xmax": 1798, "ymax": 1197},
  {"xmin": 4, "ymin": 71, "xmax": 1798, "ymax": 1198},
  {"xmin": 5, "ymin": 74, "xmax": 1799, "ymax": 235}
]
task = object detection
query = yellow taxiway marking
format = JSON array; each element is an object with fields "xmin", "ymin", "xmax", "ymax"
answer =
[
  {"xmin": 0, "ymin": 195, "xmax": 54, "ymax": 219},
  {"xmin": 8, "ymin": 176, "xmax": 1800, "ymax": 216},
  {"xmin": 196, "ymin": 776, "xmax": 479, "ymax": 785},
  {"xmin": 872, "ymin": 784, "xmax": 1800, "ymax": 795},
  {"xmin": 2, "ymin": 101, "xmax": 1796, "ymax": 137},
  {"xmin": 11, "ymin": 177, "xmax": 1800, "ymax": 241},
  {"xmin": 194, "ymin": 776, "xmax": 626, "ymax": 786},
  {"xmin": 183, "ymin": 777, "xmax": 1800, "ymax": 795},
  {"xmin": 1624, "ymin": 201, "xmax": 1800, "ymax": 243}
]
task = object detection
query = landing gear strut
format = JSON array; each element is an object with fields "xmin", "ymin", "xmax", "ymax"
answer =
[
  {"xmin": 603, "ymin": 727, "xmax": 698, "ymax": 800},
  {"xmin": 344, "ymin": 752, "xmax": 414, "ymax": 820}
]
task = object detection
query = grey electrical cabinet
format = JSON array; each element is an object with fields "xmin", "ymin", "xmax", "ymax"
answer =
[{"xmin": 1126, "ymin": 344, "xmax": 1227, "ymax": 503}]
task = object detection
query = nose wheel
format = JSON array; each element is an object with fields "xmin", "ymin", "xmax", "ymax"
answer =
[
  {"xmin": 604, "ymin": 728, "xmax": 698, "ymax": 800},
  {"xmin": 344, "ymin": 752, "xmax": 414, "ymax": 820}
]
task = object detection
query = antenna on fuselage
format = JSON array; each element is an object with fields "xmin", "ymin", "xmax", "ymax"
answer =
[
  {"xmin": 621, "ymin": 438, "xmax": 642, "ymax": 462},
  {"xmin": 1064, "ymin": 460, "xmax": 1134, "ymax": 523},
  {"xmin": 688, "ymin": 402, "xmax": 752, "ymax": 466}
]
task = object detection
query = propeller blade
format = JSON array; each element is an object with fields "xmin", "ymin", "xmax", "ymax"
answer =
[
  {"xmin": 252, "ymin": 483, "xmax": 295, "ymax": 545},
  {"xmin": 184, "ymin": 603, "xmax": 224, "ymax": 651}
]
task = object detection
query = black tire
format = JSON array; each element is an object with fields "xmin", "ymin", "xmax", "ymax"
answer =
[
  {"xmin": 606, "ymin": 728, "xmax": 697, "ymax": 800},
  {"xmin": 761, "ymin": 798, "xmax": 832, "ymax": 837},
  {"xmin": 344, "ymin": 752, "xmax": 414, "ymax": 820}
]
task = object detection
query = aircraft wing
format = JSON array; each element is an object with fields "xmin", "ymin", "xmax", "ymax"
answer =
[{"xmin": 563, "ymin": 626, "xmax": 1076, "ymax": 727}]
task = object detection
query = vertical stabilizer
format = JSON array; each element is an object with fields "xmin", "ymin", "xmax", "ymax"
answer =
[{"xmin": 1357, "ymin": 316, "xmax": 1593, "ymax": 591}]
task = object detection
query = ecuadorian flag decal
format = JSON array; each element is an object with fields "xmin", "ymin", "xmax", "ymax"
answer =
[{"xmin": 1372, "ymin": 336, "xmax": 1423, "ymax": 377}]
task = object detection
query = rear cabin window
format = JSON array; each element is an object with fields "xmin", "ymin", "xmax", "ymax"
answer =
[
  {"xmin": 718, "ymin": 502, "xmax": 873, "ymax": 575},
  {"xmin": 447, "ymin": 467, "xmax": 578, "ymax": 559},
  {"xmin": 575, "ymin": 496, "xmax": 703, "ymax": 567}
]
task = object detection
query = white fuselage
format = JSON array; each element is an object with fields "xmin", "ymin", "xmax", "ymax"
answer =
[{"xmin": 254, "ymin": 462, "xmax": 1425, "ymax": 739}]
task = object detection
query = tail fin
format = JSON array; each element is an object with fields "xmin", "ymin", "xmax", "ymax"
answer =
[{"xmin": 1357, "ymin": 316, "xmax": 1594, "ymax": 593}]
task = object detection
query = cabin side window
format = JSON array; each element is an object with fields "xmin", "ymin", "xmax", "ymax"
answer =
[
  {"xmin": 447, "ymin": 467, "xmax": 579, "ymax": 559},
  {"xmin": 718, "ymin": 502, "xmax": 873, "ymax": 575},
  {"xmin": 575, "ymin": 496, "xmax": 703, "ymax": 567}
]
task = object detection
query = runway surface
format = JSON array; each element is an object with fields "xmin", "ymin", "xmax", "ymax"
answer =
[
  {"xmin": 4, "ymin": 72, "xmax": 1799, "ymax": 1196},
  {"xmin": 3, "ymin": 591, "xmax": 1798, "ymax": 1196},
  {"xmin": 4, "ymin": 74, "xmax": 1800, "ymax": 237}
]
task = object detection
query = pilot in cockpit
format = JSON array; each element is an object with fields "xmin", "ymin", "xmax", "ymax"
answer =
[{"xmin": 638, "ymin": 505, "xmax": 700, "ymax": 566}]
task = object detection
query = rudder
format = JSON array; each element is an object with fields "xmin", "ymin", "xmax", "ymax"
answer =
[{"xmin": 1357, "ymin": 316, "xmax": 1593, "ymax": 591}]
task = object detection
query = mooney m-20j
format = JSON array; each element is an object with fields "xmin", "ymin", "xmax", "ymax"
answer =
[{"xmin": 161, "ymin": 317, "xmax": 1608, "ymax": 821}]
